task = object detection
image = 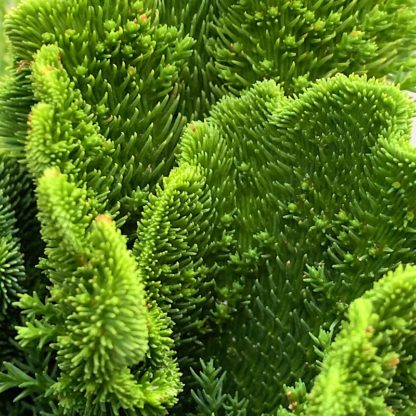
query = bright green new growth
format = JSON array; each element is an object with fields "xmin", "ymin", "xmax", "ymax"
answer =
[
  {"xmin": 6, "ymin": 169, "xmax": 181, "ymax": 415},
  {"xmin": 280, "ymin": 266, "xmax": 416, "ymax": 415},
  {"xmin": 134, "ymin": 166, "xmax": 216, "ymax": 357},
  {"xmin": 1, "ymin": 0, "xmax": 416, "ymax": 415}
]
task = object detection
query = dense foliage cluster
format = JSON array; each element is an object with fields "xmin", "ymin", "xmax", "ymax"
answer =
[{"xmin": 0, "ymin": 0, "xmax": 416, "ymax": 415}]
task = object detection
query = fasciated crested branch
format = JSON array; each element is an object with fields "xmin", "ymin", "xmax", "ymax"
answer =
[
  {"xmin": 146, "ymin": 75, "xmax": 416, "ymax": 412},
  {"xmin": 1, "ymin": 169, "xmax": 182, "ymax": 415}
]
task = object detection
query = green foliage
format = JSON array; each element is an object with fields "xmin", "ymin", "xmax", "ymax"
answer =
[
  {"xmin": 192, "ymin": 359, "xmax": 228, "ymax": 415},
  {"xmin": 210, "ymin": 0, "xmax": 416, "ymax": 94},
  {"xmin": 150, "ymin": 0, "xmax": 416, "ymax": 99},
  {"xmin": 5, "ymin": 0, "xmax": 195, "ymax": 231},
  {"xmin": 0, "ymin": 0, "xmax": 11, "ymax": 75},
  {"xmin": 0, "ymin": 155, "xmax": 33, "ymax": 371},
  {"xmin": 144, "ymin": 0, "xmax": 221, "ymax": 119},
  {"xmin": 151, "ymin": 75, "xmax": 416, "ymax": 413},
  {"xmin": 0, "ymin": 158, "xmax": 25, "ymax": 316},
  {"xmin": 278, "ymin": 266, "xmax": 416, "ymax": 416},
  {"xmin": 1, "ymin": 0, "xmax": 416, "ymax": 415},
  {"xmin": 28, "ymin": 44, "xmax": 116, "ymax": 212},
  {"xmin": 0, "ymin": 169, "xmax": 182, "ymax": 415},
  {"xmin": 190, "ymin": 359, "xmax": 248, "ymax": 416},
  {"xmin": 134, "ymin": 166, "xmax": 217, "ymax": 361}
]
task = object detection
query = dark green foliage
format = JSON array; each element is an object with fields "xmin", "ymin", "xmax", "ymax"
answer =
[
  {"xmin": 0, "ymin": 155, "xmax": 32, "ymax": 369},
  {"xmin": 0, "ymin": 158, "xmax": 25, "ymax": 316},
  {"xmin": 191, "ymin": 360, "xmax": 248, "ymax": 416},
  {"xmin": 192, "ymin": 360, "xmax": 227, "ymax": 415},
  {"xmin": 0, "ymin": 156, "xmax": 41, "ymax": 415}
]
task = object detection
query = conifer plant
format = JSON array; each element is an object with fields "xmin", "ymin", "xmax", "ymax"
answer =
[{"xmin": 0, "ymin": 1, "xmax": 416, "ymax": 415}]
